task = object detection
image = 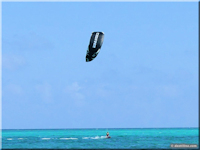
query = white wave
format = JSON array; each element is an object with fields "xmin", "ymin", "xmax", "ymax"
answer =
[
  {"xmin": 70, "ymin": 138, "xmax": 78, "ymax": 140},
  {"xmin": 83, "ymin": 136, "xmax": 107, "ymax": 140},
  {"xmin": 101, "ymin": 136, "xmax": 106, "ymax": 138},
  {"xmin": 91, "ymin": 136, "xmax": 98, "ymax": 139},
  {"xmin": 82, "ymin": 137, "xmax": 90, "ymax": 139},
  {"xmin": 18, "ymin": 138, "xmax": 23, "ymax": 140},
  {"xmin": 91, "ymin": 136, "xmax": 106, "ymax": 139},
  {"xmin": 60, "ymin": 138, "xmax": 78, "ymax": 140},
  {"xmin": 7, "ymin": 138, "xmax": 12, "ymax": 140},
  {"xmin": 41, "ymin": 138, "xmax": 51, "ymax": 140}
]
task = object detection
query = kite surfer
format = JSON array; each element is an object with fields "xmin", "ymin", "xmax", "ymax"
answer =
[{"xmin": 106, "ymin": 132, "xmax": 111, "ymax": 138}]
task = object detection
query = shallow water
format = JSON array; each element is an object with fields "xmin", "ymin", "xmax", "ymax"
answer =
[{"xmin": 2, "ymin": 128, "xmax": 199, "ymax": 149}]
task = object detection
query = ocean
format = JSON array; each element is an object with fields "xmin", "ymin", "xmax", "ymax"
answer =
[{"xmin": 2, "ymin": 128, "xmax": 199, "ymax": 149}]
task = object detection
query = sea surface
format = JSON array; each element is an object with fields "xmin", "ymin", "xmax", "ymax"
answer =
[{"xmin": 2, "ymin": 128, "xmax": 199, "ymax": 149}]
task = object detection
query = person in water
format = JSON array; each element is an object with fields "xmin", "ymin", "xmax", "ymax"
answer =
[{"xmin": 106, "ymin": 132, "xmax": 110, "ymax": 137}]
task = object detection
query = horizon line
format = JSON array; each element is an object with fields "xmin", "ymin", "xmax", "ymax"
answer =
[{"xmin": 2, "ymin": 127, "xmax": 199, "ymax": 130}]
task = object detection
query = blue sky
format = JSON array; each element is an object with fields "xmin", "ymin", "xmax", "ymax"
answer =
[{"xmin": 2, "ymin": 2, "xmax": 198, "ymax": 129}]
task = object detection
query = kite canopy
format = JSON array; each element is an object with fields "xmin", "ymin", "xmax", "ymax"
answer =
[{"xmin": 86, "ymin": 32, "xmax": 104, "ymax": 62}]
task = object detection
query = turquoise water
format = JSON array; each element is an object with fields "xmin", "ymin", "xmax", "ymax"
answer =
[{"xmin": 2, "ymin": 128, "xmax": 199, "ymax": 149}]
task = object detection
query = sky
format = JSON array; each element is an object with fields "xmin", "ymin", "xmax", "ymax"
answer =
[{"xmin": 2, "ymin": 2, "xmax": 198, "ymax": 129}]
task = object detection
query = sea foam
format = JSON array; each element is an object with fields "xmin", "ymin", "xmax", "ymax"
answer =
[
  {"xmin": 60, "ymin": 138, "xmax": 78, "ymax": 140},
  {"xmin": 7, "ymin": 138, "xmax": 12, "ymax": 140},
  {"xmin": 41, "ymin": 138, "xmax": 51, "ymax": 140}
]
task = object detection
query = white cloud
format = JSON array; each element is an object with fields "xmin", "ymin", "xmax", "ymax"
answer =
[
  {"xmin": 6, "ymin": 32, "xmax": 55, "ymax": 52},
  {"xmin": 157, "ymin": 85, "xmax": 181, "ymax": 98},
  {"xmin": 35, "ymin": 83, "xmax": 53, "ymax": 103},
  {"xmin": 64, "ymin": 82, "xmax": 86, "ymax": 107},
  {"xmin": 3, "ymin": 54, "xmax": 25, "ymax": 71},
  {"xmin": 64, "ymin": 82, "xmax": 81, "ymax": 93},
  {"xmin": 4, "ymin": 84, "xmax": 23, "ymax": 96},
  {"xmin": 95, "ymin": 84, "xmax": 112, "ymax": 98}
]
